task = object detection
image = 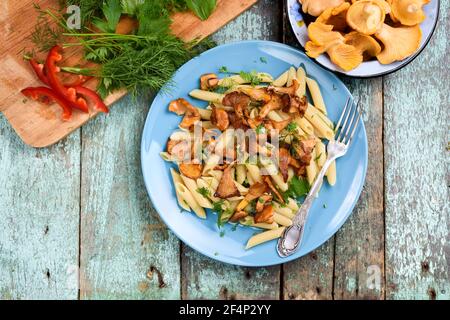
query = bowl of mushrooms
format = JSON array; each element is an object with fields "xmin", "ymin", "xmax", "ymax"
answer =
[{"xmin": 287, "ymin": 0, "xmax": 440, "ymax": 77}]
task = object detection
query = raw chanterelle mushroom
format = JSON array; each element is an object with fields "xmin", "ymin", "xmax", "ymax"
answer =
[
  {"xmin": 375, "ymin": 23, "xmax": 421, "ymax": 64},
  {"xmin": 390, "ymin": 0, "xmax": 429, "ymax": 26},
  {"xmin": 299, "ymin": 0, "xmax": 346, "ymax": 17},
  {"xmin": 316, "ymin": 2, "xmax": 351, "ymax": 32},
  {"xmin": 346, "ymin": 0, "xmax": 386, "ymax": 35},
  {"xmin": 306, "ymin": 22, "xmax": 363, "ymax": 71},
  {"xmin": 344, "ymin": 31, "xmax": 382, "ymax": 61}
]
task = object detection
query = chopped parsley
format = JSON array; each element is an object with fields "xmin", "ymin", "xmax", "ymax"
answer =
[
  {"xmin": 212, "ymin": 200, "xmax": 233, "ymax": 228},
  {"xmin": 239, "ymin": 70, "xmax": 261, "ymax": 86},
  {"xmin": 260, "ymin": 56, "xmax": 268, "ymax": 63},
  {"xmin": 255, "ymin": 124, "xmax": 266, "ymax": 134},
  {"xmin": 196, "ymin": 187, "xmax": 211, "ymax": 198},
  {"xmin": 219, "ymin": 230, "xmax": 225, "ymax": 237},
  {"xmin": 258, "ymin": 198, "xmax": 265, "ymax": 203},
  {"xmin": 286, "ymin": 122, "xmax": 298, "ymax": 133},
  {"xmin": 282, "ymin": 176, "xmax": 310, "ymax": 201},
  {"xmin": 219, "ymin": 66, "xmax": 229, "ymax": 73},
  {"xmin": 231, "ymin": 224, "xmax": 238, "ymax": 231},
  {"xmin": 314, "ymin": 153, "xmax": 323, "ymax": 162},
  {"xmin": 323, "ymin": 204, "xmax": 327, "ymax": 209}
]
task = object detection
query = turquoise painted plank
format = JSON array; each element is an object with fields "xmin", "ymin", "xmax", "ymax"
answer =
[
  {"xmin": 0, "ymin": 116, "xmax": 80, "ymax": 300},
  {"xmin": 79, "ymin": 94, "xmax": 180, "ymax": 299},
  {"xmin": 384, "ymin": 0, "xmax": 449, "ymax": 299},
  {"xmin": 181, "ymin": 0, "xmax": 282, "ymax": 300},
  {"xmin": 334, "ymin": 78, "xmax": 385, "ymax": 299}
]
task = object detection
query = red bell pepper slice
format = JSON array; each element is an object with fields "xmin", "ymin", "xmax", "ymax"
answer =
[
  {"xmin": 21, "ymin": 87, "xmax": 72, "ymax": 121},
  {"xmin": 74, "ymin": 86, "xmax": 109, "ymax": 113},
  {"xmin": 29, "ymin": 59, "xmax": 50, "ymax": 86},
  {"xmin": 45, "ymin": 45, "xmax": 89, "ymax": 113},
  {"xmin": 66, "ymin": 75, "xmax": 93, "ymax": 87}
]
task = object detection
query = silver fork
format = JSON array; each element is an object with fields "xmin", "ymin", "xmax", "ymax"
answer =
[{"xmin": 277, "ymin": 97, "xmax": 361, "ymax": 258}]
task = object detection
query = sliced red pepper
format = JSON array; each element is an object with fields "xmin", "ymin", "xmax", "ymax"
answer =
[
  {"xmin": 74, "ymin": 86, "xmax": 109, "ymax": 113},
  {"xmin": 29, "ymin": 59, "xmax": 50, "ymax": 86},
  {"xmin": 21, "ymin": 87, "xmax": 72, "ymax": 121},
  {"xmin": 45, "ymin": 45, "xmax": 89, "ymax": 113}
]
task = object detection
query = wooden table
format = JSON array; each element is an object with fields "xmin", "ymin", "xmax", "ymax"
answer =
[{"xmin": 0, "ymin": 0, "xmax": 448, "ymax": 300}]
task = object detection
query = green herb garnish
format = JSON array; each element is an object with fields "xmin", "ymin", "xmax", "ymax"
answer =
[
  {"xmin": 186, "ymin": 0, "xmax": 217, "ymax": 21},
  {"xmin": 255, "ymin": 124, "xmax": 265, "ymax": 134},
  {"xmin": 286, "ymin": 122, "xmax": 298, "ymax": 133},
  {"xmin": 282, "ymin": 176, "xmax": 310, "ymax": 201},
  {"xmin": 260, "ymin": 56, "xmax": 268, "ymax": 63},
  {"xmin": 196, "ymin": 187, "xmax": 211, "ymax": 198},
  {"xmin": 239, "ymin": 70, "xmax": 261, "ymax": 86}
]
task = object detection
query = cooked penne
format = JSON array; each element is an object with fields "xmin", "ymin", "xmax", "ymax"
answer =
[
  {"xmin": 236, "ymin": 164, "xmax": 247, "ymax": 184},
  {"xmin": 306, "ymin": 147, "xmax": 318, "ymax": 185},
  {"xmin": 218, "ymin": 73, "xmax": 273, "ymax": 87},
  {"xmin": 326, "ymin": 160, "xmax": 337, "ymax": 186},
  {"xmin": 170, "ymin": 168, "xmax": 191, "ymax": 212},
  {"xmin": 246, "ymin": 164, "xmax": 263, "ymax": 183},
  {"xmin": 273, "ymin": 203, "xmax": 295, "ymax": 219},
  {"xmin": 196, "ymin": 108, "xmax": 212, "ymax": 120},
  {"xmin": 306, "ymin": 77, "xmax": 327, "ymax": 115},
  {"xmin": 296, "ymin": 67, "xmax": 306, "ymax": 97},
  {"xmin": 286, "ymin": 66, "xmax": 297, "ymax": 87},
  {"xmin": 315, "ymin": 140, "xmax": 326, "ymax": 168},
  {"xmin": 197, "ymin": 178, "xmax": 220, "ymax": 202},
  {"xmin": 286, "ymin": 198, "xmax": 300, "ymax": 212},
  {"xmin": 234, "ymin": 181, "xmax": 249, "ymax": 195},
  {"xmin": 272, "ymin": 70, "xmax": 289, "ymax": 87},
  {"xmin": 175, "ymin": 182, "xmax": 206, "ymax": 218},
  {"xmin": 189, "ymin": 89, "xmax": 224, "ymax": 104},
  {"xmin": 274, "ymin": 213, "xmax": 293, "ymax": 227},
  {"xmin": 294, "ymin": 116, "xmax": 315, "ymax": 136},
  {"xmin": 181, "ymin": 175, "xmax": 213, "ymax": 209},
  {"xmin": 245, "ymin": 227, "xmax": 286, "ymax": 249},
  {"xmin": 308, "ymin": 104, "xmax": 333, "ymax": 128},
  {"xmin": 203, "ymin": 154, "xmax": 221, "ymax": 175},
  {"xmin": 170, "ymin": 130, "xmax": 192, "ymax": 141},
  {"xmin": 304, "ymin": 107, "xmax": 334, "ymax": 140},
  {"xmin": 160, "ymin": 152, "xmax": 175, "ymax": 162}
]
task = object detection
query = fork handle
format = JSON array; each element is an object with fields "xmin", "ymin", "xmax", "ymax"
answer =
[{"xmin": 277, "ymin": 156, "xmax": 335, "ymax": 257}]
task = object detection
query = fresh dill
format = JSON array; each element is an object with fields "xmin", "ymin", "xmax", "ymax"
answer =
[{"xmin": 196, "ymin": 187, "xmax": 211, "ymax": 198}]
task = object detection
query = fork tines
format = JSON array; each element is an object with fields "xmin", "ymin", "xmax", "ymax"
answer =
[{"xmin": 335, "ymin": 97, "xmax": 361, "ymax": 145}]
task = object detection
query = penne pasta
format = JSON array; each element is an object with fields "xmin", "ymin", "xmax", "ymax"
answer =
[
  {"xmin": 286, "ymin": 198, "xmax": 300, "ymax": 212},
  {"xmin": 175, "ymin": 182, "xmax": 206, "ymax": 219},
  {"xmin": 308, "ymin": 104, "xmax": 334, "ymax": 128},
  {"xmin": 203, "ymin": 154, "xmax": 221, "ymax": 175},
  {"xmin": 181, "ymin": 175, "xmax": 213, "ymax": 209},
  {"xmin": 326, "ymin": 160, "xmax": 337, "ymax": 186},
  {"xmin": 272, "ymin": 70, "xmax": 289, "ymax": 87},
  {"xmin": 306, "ymin": 147, "xmax": 318, "ymax": 185},
  {"xmin": 296, "ymin": 67, "xmax": 306, "ymax": 97},
  {"xmin": 274, "ymin": 213, "xmax": 293, "ymax": 227},
  {"xmin": 245, "ymin": 227, "xmax": 286, "ymax": 249},
  {"xmin": 315, "ymin": 140, "xmax": 326, "ymax": 168},
  {"xmin": 189, "ymin": 89, "xmax": 224, "ymax": 104},
  {"xmin": 304, "ymin": 107, "xmax": 334, "ymax": 140},
  {"xmin": 234, "ymin": 181, "xmax": 249, "ymax": 195},
  {"xmin": 218, "ymin": 73, "xmax": 273, "ymax": 87},
  {"xmin": 294, "ymin": 116, "xmax": 315, "ymax": 136},
  {"xmin": 197, "ymin": 178, "xmax": 220, "ymax": 202},
  {"xmin": 306, "ymin": 77, "xmax": 327, "ymax": 115},
  {"xmin": 236, "ymin": 164, "xmax": 247, "ymax": 185},
  {"xmin": 246, "ymin": 164, "xmax": 263, "ymax": 183},
  {"xmin": 273, "ymin": 203, "xmax": 296, "ymax": 219},
  {"xmin": 170, "ymin": 168, "xmax": 191, "ymax": 212},
  {"xmin": 196, "ymin": 108, "xmax": 212, "ymax": 120},
  {"xmin": 286, "ymin": 66, "xmax": 297, "ymax": 87}
]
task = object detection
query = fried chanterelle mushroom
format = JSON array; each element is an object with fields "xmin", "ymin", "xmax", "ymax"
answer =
[
  {"xmin": 200, "ymin": 73, "xmax": 219, "ymax": 90},
  {"xmin": 168, "ymin": 98, "xmax": 201, "ymax": 129},
  {"xmin": 179, "ymin": 163, "xmax": 203, "ymax": 179},
  {"xmin": 214, "ymin": 164, "xmax": 241, "ymax": 199},
  {"xmin": 299, "ymin": 0, "xmax": 346, "ymax": 17},
  {"xmin": 375, "ymin": 23, "xmax": 421, "ymax": 64}
]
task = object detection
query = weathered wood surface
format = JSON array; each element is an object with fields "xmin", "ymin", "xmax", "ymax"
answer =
[
  {"xmin": 1, "ymin": 0, "xmax": 449, "ymax": 300},
  {"xmin": 383, "ymin": 0, "xmax": 449, "ymax": 300}
]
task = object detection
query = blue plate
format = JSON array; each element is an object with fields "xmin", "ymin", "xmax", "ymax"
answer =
[{"xmin": 141, "ymin": 41, "xmax": 368, "ymax": 267}]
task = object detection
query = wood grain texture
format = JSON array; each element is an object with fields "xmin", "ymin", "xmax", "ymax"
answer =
[
  {"xmin": 383, "ymin": 0, "xmax": 450, "ymax": 300},
  {"xmin": 181, "ymin": 0, "xmax": 283, "ymax": 300},
  {"xmin": 281, "ymin": 1, "xmax": 335, "ymax": 300},
  {"xmin": 0, "ymin": 0, "xmax": 255, "ymax": 148},
  {"xmin": 333, "ymin": 77, "xmax": 385, "ymax": 299},
  {"xmin": 79, "ymin": 94, "xmax": 180, "ymax": 299},
  {"xmin": 0, "ymin": 115, "xmax": 80, "ymax": 299}
]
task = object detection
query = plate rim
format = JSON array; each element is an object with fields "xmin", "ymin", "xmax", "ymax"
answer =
[
  {"xmin": 286, "ymin": 0, "xmax": 441, "ymax": 78},
  {"xmin": 140, "ymin": 40, "xmax": 369, "ymax": 266}
]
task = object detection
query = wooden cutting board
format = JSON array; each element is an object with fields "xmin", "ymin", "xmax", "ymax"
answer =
[{"xmin": 0, "ymin": 0, "xmax": 257, "ymax": 148}]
